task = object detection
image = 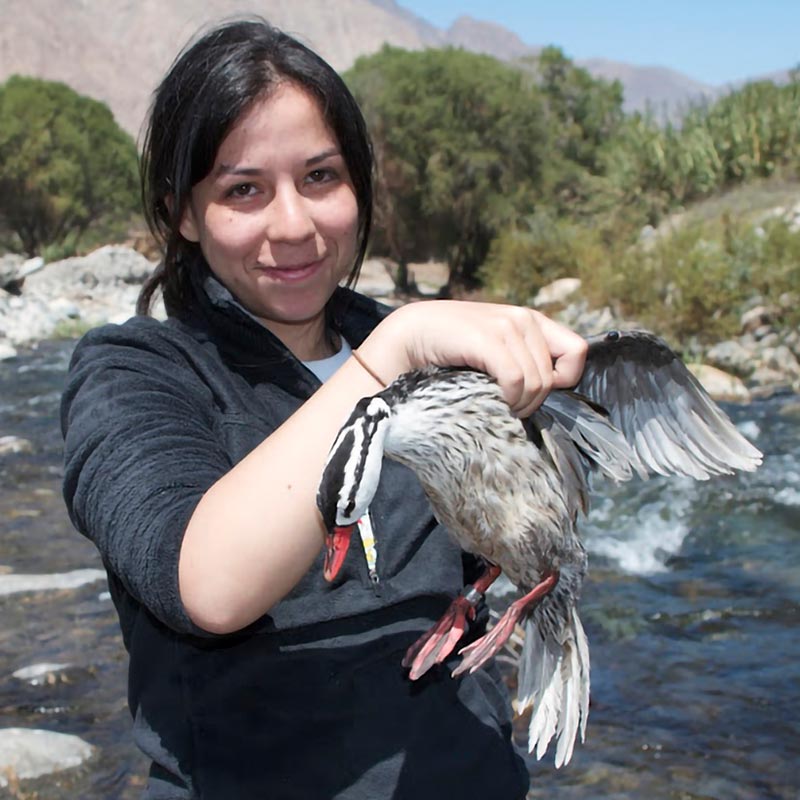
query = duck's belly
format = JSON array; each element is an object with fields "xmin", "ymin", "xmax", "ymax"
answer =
[{"xmin": 421, "ymin": 444, "xmax": 572, "ymax": 586}]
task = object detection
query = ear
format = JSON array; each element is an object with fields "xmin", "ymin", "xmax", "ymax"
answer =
[{"xmin": 178, "ymin": 198, "xmax": 200, "ymax": 243}]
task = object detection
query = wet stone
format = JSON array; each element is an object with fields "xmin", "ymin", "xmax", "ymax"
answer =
[
  {"xmin": 0, "ymin": 436, "xmax": 33, "ymax": 456},
  {"xmin": 12, "ymin": 663, "xmax": 72, "ymax": 686},
  {"xmin": 0, "ymin": 727, "xmax": 94, "ymax": 787},
  {"xmin": 0, "ymin": 569, "xmax": 106, "ymax": 597}
]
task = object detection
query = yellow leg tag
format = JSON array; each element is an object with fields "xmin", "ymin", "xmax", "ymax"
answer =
[{"xmin": 357, "ymin": 511, "xmax": 379, "ymax": 584}]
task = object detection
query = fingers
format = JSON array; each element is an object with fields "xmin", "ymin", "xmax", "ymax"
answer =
[
  {"xmin": 531, "ymin": 310, "xmax": 588, "ymax": 389},
  {"xmin": 518, "ymin": 321, "xmax": 554, "ymax": 416},
  {"xmin": 478, "ymin": 307, "xmax": 554, "ymax": 418},
  {"xmin": 369, "ymin": 300, "xmax": 586, "ymax": 416},
  {"xmin": 489, "ymin": 329, "xmax": 541, "ymax": 416},
  {"xmin": 481, "ymin": 307, "xmax": 587, "ymax": 416}
]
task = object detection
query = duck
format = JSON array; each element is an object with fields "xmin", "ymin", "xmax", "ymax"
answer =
[{"xmin": 316, "ymin": 329, "xmax": 762, "ymax": 767}]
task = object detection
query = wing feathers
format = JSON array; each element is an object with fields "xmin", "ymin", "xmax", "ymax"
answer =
[{"xmin": 570, "ymin": 330, "xmax": 762, "ymax": 479}]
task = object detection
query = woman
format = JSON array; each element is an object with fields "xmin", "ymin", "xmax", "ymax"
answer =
[{"xmin": 61, "ymin": 17, "xmax": 587, "ymax": 799}]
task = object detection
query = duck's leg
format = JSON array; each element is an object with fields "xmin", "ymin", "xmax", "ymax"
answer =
[
  {"xmin": 452, "ymin": 571, "xmax": 559, "ymax": 677},
  {"xmin": 404, "ymin": 563, "xmax": 502, "ymax": 680}
]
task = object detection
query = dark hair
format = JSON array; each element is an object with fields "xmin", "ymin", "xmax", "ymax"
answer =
[{"xmin": 137, "ymin": 17, "xmax": 373, "ymax": 316}]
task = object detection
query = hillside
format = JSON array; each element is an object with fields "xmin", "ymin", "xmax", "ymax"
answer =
[
  {"xmin": 0, "ymin": 0, "xmax": 786, "ymax": 138},
  {"xmin": 0, "ymin": 0, "xmax": 432, "ymax": 137}
]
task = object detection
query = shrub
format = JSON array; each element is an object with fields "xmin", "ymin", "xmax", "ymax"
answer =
[{"xmin": 0, "ymin": 75, "xmax": 140, "ymax": 257}]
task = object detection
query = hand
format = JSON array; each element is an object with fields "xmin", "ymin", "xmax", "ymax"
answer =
[{"xmin": 362, "ymin": 301, "xmax": 588, "ymax": 418}]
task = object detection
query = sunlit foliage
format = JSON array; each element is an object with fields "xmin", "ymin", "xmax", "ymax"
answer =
[{"xmin": 0, "ymin": 75, "xmax": 139, "ymax": 258}]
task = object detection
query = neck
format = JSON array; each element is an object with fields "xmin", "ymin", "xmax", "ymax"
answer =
[{"xmin": 260, "ymin": 314, "xmax": 339, "ymax": 361}]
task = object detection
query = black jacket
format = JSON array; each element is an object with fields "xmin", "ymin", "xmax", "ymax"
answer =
[{"xmin": 61, "ymin": 266, "xmax": 529, "ymax": 799}]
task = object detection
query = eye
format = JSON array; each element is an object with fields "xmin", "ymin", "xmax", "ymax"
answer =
[
  {"xmin": 305, "ymin": 168, "xmax": 337, "ymax": 185},
  {"xmin": 226, "ymin": 182, "xmax": 257, "ymax": 199}
]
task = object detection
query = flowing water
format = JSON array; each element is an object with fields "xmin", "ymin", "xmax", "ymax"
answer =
[{"xmin": 0, "ymin": 339, "xmax": 798, "ymax": 799}]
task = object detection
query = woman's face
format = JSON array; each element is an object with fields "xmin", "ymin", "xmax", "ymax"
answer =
[{"xmin": 180, "ymin": 82, "xmax": 359, "ymax": 354}]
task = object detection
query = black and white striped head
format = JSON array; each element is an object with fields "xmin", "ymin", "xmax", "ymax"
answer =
[{"xmin": 316, "ymin": 395, "xmax": 392, "ymax": 580}]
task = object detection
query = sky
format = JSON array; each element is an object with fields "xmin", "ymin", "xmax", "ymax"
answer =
[{"xmin": 396, "ymin": 0, "xmax": 799, "ymax": 86}]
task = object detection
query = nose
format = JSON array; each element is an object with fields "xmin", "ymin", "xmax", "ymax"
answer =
[{"xmin": 264, "ymin": 182, "xmax": 316, "ymax": 244}]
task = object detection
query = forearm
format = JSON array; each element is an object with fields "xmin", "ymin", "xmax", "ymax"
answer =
[{"xmin": 178, "ymin": 322, "xmax": 409, "ymax": 633}]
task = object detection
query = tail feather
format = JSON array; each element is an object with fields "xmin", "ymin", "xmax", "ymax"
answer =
[{"xmin": 517, "ymin": 607, "xmax": 590, "ymax": 767}]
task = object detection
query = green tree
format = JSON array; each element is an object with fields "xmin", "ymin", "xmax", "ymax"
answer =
[
  {"xmin": 479, "ymin": 47, "xmax": 627, "ymax": 224},
  {"xmin": 0, "ymin": 75, "xmax": 139, "ymax": 257},
  {"xmin": 346, "ymin": 47, "xmax": 549, "ymax": 292},
  {"xmin": 525, "ymin": 47, "xmax": 625, "ymax": 173}
]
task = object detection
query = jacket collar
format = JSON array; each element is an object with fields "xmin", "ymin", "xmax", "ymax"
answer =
[{"xmin": 177, "ymin": 257, "xmax": 391, "ymax": 399}]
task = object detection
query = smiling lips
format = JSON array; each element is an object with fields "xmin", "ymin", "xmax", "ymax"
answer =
[{"xmin": 259, "ymin": 259, "xmax": 324, "ymax": 282}]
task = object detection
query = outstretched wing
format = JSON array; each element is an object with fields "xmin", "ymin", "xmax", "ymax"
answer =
[{"xmin": 573, "ymin": 330, "xmax": 762, "ymax": 480}]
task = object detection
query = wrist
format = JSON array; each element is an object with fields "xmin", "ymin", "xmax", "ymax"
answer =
[
  {"xmin": 351, "ymin": 349, "xmax": 388, "ymax": 388},
  {"xmin": 358, "ymin": 308, "xmax": 415, "ymax": 384}
]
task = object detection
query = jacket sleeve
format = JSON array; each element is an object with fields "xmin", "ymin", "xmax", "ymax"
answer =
[{"xmin": 61, "ymin": 318, "xmax": 231, "ymax": 635}]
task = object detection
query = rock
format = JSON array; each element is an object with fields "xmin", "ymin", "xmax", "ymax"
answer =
[
  {"xmin": 704, "ymin": 340, "xmax": 754, "ymax": 377},
  {"xmin": 761, "ymin": 344, "xmax": 800, "ymax": 377},
  {"xmin": 778, "ymin": 292, "xmax": 797, "ymax": 311},
  {"xmin": 753, "ymin": 324, "xmax": 774, "ymax": 342},
  {"xmin": 779, "ymin": 401, "xmax": 800, "ymax": 419},
  {"xmin": 757, "ymin": 331, "xmax": 781, "ymax": 348},
  {"xmin": 556, "ymin": 301, "xmax": 627, "ymax": 337},
  {"xmin": 0, "ymin": 436, "xmax": 33, "ymax": 455},
  {"xmin": 0, "ymin": 339, "xmax": 17, "ymax": 360},
  {"xmin": 0, "ymin": 728, "xmax": 94, "ymax": 787},
  {"xmin": 0, "ymin": 245, "xmax": 163, "ymax": 344},
  {"xmin": 532, "ymin": 277, "xmax": 582, "ymax": 308},
  {"xmin": 687, "ymin": 364, "xmax": 751, "ymax": 403},
  {"xmin": 0, "ymin": 256, "xmax": 44, "ymax": 294},
  {"xmin": 784, "ymin": 329, "xmax": 800, "ymax": 359},
  {"xmin": 18, "ymin": 256, "xmax": 45, "ymax": 280},
  {"xmin": 25, "ymin": 245, "xmax": 156, "ymax": 296},
  {"xmin": 638, "ymin": 224, "xmax": 656, "ymax": 244},
  {"xmin": 49, "ymin": 297, "xmax": 82, "ymax": 319},
  {"xmin": 0, "ymin": 294, "xmax": 66, "ymax": 344},
  {"xmin": 0, "ymin": 568, "xmax": 106, "ymax": 597},
  {"xmin": 740, "ymin": 305, "xmax": 779, "ymax": 334},
  {"xmin": 749, "ymin": 366, "xmax": 794, "ymax": 394},
  {"xmin": 0, "ymin": 254, "xmax": 25, "ymax": 289},
  {"xmin": 354, "ymin": 258, "xmax": 396, "ymax": 298},
  {"xmin": 738, "ymin": 331, "xmax": 757, "ymax": 350},
  {"xmin": 12, "ymin": 663, "xmax": 71, "ymax": 686}
]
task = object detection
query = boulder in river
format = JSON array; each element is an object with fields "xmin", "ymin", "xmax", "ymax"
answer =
[
  {"xmin": 687, "ymin": 363, "xmax": 752, "ymax": 403},
  {"xmin": 12, "ymin": 663, "xmax": 72, "ymax": 686},
  {"xmin": 0, "ymin": 436, "xmax": 33, "ymax": 456},
  {"xmin": 0, "ymin": 727, "xmax": 94, "ymax": 788},
  {"xmin": 0, "ymin": 568, "xmax": 106, "ymax": 597}
]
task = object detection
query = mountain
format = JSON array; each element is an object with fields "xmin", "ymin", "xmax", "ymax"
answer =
[
  {"xmin": 443, "ymin": 15, "xmax": 536, "ymax": 61},
  {"xmin": 578, "ymin": 59, "xmax": 716, "ymax": 115},
  {"xmin": 0, "ymin": 0, "xmax": 434, "ymax": 138},
  {"xmin": 0, "ymin": 1, "xmax": 787, "ymax": 138}
]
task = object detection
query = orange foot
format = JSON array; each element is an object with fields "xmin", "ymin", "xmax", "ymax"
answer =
[
  {"xmin": 452, "ymin": 571, "xmax": 559, "ymax": 677},
  {"xmin": 404, "ymin": 564, "xmax": 501, "ymax": 680}
]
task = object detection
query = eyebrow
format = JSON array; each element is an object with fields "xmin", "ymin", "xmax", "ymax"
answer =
[{"xmin": 216, "ymin": 148, "xmax": 342, "ymax": 177}]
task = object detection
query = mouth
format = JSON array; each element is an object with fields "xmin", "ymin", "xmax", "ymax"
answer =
[
  {"xmin": 323, "ymin": 524, "xmax": 355, "ymax": 582},
  {"xmin": 258, "ymin": 259, "xmax": 325, "ymax": 283}
]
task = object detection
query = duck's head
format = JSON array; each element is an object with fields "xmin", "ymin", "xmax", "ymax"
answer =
[{"xmin": 316, "ymin": 395, "xmax": 392, "ymax": 581}]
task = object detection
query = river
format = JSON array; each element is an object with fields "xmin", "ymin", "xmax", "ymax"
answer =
[{"xmin": 1, "ymin": 338, "xmax": 798, "ymax": 799}]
